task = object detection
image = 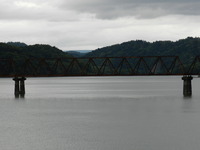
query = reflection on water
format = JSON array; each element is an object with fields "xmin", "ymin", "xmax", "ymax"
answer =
[
  {"xmin": 15, "ymin": 94, "xmax": 25, "ymax": 99},
  {"xmin": 0, "ymin": 76, "xmax": 200, "ymax": 150}
]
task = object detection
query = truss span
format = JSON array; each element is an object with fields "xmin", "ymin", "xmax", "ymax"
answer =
[{"xmin": 0, "ymin": 56, "xmax": 200, "ymax": 77}]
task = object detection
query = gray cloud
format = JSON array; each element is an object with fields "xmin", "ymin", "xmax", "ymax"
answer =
[
  {"xmin": 0, "ymin": 0, "xmax": 200, "ymax": 50},
  {"xmin": 0, "ymin": 0, "xmax": 80, "ymax": 21},
  {"xmin": 1, "ymin": 0, "xmax": 200, "ymax": 21},
  {"xmin": 1, "ymin": 15, "xmax": 199, "ymax": 50},
  {"xmin": 59, "ymin": 0, "xmax": 200, "ymax": 19}
]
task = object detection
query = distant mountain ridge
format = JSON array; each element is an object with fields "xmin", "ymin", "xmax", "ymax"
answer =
[
  {"xmin": 0, "ymin": 42, "xmax": 72, "ymax": 59},
  {"xmin": 86, "ymin": 37, "xmax": 200, "ymax": 65},
  {"xmin": 3, "ymin": 37, "xmax": 200, "ymax": 62},
  {"xmin": 7, "ymin": 42, "xmax": 27, "ymax": 47},
  {"xmin": 67, "ymin": 50, "xmax": 92, "ymax": 57},
  {"xmin": 0, "ymin": 42, "xmax": 73, "ymax": 76},
  {"xmin": 0, "ymin": 38, "xmax": 199, "ymax": 76}
]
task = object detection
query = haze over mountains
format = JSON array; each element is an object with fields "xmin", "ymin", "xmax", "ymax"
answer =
[{"xmin": 67, "ymin": 50, "xmax": 92, "ymax": 57}]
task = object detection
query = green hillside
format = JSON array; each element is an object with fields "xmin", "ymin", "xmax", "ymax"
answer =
[
  {"xmin": 0, "ymin": 43, "xmax": 73, "ymax": 76},
  {"xmin": 0, "ymin": 43, "xmax": 71, "ymax": 59},
  {"xmin": 86, "ymin": 37, "xmax": 200, "ymax": 65}
]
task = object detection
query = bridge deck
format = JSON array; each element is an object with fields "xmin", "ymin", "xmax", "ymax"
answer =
[{"xmin": 0, "ymin": 56, "xmax": 199, "ymax": 77}]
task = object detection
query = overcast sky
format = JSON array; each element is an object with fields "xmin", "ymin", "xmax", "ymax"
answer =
[{"xmin": 1, "ymin": 0, "xmax": 200, "ymax": 50}]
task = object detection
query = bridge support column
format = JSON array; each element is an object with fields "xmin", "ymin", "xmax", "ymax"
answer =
[
  {"xmin": 13, "ymin": 77, "xmax": 26, "ymax": 98},
  {"xmin": 13, "ymin": 77, "xmax": 20, "ymax": 98},
  {"xmin": 182, "ymin": 76, "xmax": 193, "ymax": 97},
  {"xmin": 19, "ymin": 77, "xmax": 26, "ymax": 97}
]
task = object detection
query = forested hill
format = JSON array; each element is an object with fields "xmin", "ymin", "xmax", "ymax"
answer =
[
  {"xmin": 0, "ymin": 42, "xmax": 72, "ymax": 59},
  {"xmin": 86, "ymin": 37, "xmax": 200, "ymax": 64}
]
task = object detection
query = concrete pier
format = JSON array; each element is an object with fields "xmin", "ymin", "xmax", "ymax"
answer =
[
  {"xmin": 13, "ymin": 77, "xmax": 20, "ymax": 97},
  {"xmin": 182, "ymin": 76, "xmax": 193, "ymax": 97},
  {"xmin": 20, "ymin": 77, "xmax": 26, "ymax": 95},
  {"xmin": 13, "ymin": 77, "xmax": 26, "ymax": 98}
]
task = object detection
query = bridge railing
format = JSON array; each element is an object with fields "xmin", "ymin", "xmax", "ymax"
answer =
[{"xmin": 0, "ymin": 56, "xmax": 199, "ymax": 77}]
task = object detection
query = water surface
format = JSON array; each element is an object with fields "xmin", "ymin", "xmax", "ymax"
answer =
[{"xmin": 0, "ymin": 76, "xmax": 200, "ymax": 150}]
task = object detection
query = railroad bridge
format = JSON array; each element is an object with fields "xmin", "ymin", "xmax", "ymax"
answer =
[{"xmin": 1, "ymin": 56, "xmax": 200, "ymax": 97}]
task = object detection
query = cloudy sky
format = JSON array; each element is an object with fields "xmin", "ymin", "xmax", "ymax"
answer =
[{"xmin": 1, "ymin": 0, "xmax": 200, "ymax": 50}]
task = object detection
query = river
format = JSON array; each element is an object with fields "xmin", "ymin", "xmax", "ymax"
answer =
[{"xmin": 0, "ymin": 76, "xmax": 200, "ymax": 150}]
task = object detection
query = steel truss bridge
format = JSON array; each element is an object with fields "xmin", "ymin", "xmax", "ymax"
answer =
[
  {"xmin": 0, "ymin": 56, "xmax": 199, "ymax": 97},
  {"xmin": 1, "ymin": 56, "xmax": 200, "ymax": 77}
]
